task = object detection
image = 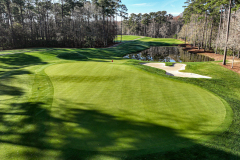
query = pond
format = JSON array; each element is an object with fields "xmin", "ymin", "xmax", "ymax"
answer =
[{"xmin": 123, "ymin": 46, "xmax": 214, "ymax": 62}]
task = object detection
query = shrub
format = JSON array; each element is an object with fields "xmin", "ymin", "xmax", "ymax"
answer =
[
  {"xmin": 165, "ymin": 62, "xmax": 175, "ymax": 66},
  {"xmin": 57, "ymin": 52, "xmax": 88, "ymax": 60}
]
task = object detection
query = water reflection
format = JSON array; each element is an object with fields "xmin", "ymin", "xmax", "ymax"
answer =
[{"xmin": 123, "ymin": 46, "xmax": 214, "ymax": 62}]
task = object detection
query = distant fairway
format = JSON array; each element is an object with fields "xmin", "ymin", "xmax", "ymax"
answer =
[
  {"xmin": 44, "ymin": 61, "xmax": 229, "ymax": 155},
  {"xmin": 115, "ymin": 35, "xmax": 142, "ymax": 41}
]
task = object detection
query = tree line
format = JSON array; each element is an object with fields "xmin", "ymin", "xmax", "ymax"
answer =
[
  {"xmin": 178, "ymin": 0, "xmax": 240, "ymax": 65},
  {"xmin": 0, "ymin": 0, "xmax": 127, "ymax": 49},
  {"xmin": 119, "ymin": 11, "xmax": 183, "ymax": 38}
]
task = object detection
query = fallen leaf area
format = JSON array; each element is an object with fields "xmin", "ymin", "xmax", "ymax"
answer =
[{"xmin": 180, "ymin": 44, "xmax": 240, "ymax": 75}]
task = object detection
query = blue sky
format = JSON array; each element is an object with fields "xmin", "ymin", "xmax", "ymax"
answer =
[{"xmin": 121, "ymin": 0, "xmax": 186, "ymax": 16}]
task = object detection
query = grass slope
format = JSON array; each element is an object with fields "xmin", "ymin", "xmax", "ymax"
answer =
[
  {"xmin": 115, "ymin": 35, "xmax": 142, "ymax": 42},
  {"xmin": 0, "ymin": 36, "xmax": 238, "ymax": 159}
]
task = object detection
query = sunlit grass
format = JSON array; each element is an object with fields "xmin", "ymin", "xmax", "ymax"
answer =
[
  {"xmin": 140, "ymin": 37, "xmax": 184, "ymax": 46},
  {"xmin": 115, "ymin": 35, "xmax": 142, "ymax": 41}
]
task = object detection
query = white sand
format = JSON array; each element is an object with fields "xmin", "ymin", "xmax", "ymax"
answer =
[{"xmin": 142, "ymin": 63, "xmax": 212, "ymax": 79}]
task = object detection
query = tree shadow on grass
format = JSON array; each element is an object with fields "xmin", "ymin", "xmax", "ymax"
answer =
[
  {"xmin": 0, "ymin": 99, "xmax": 238, "ymax": 160},
  {"xmin": 34, "ymin": 41, "xmax": 149, "ymax": 61},
  {"xmin": 0, "ymin": 101, "xmax": 189, "ymax": 159},
  {"xmin": 127, "ymin": 145, "xmax": 240, "ymax": 160},
  {"xmin": 0, "ymin": 53, "xmax": 47, "ymax": 98},
  {"xmin": 0, "ymin": 69, "xmax": 32, "ymax": 98},
  {"xmin": 0, "ymin": 83, "xmax": 24, "ymax": 96},
  {"xmin": 0, "ymin": 41, "xmax": 181, "ymax": 64},
  {"xmin": 0, "ymin": 53, "xmax": 47, "ymax": 66}
]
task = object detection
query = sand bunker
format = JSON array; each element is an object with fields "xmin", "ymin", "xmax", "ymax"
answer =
[{"xmin": 142, "ymin": 63, "xmax": 211, "ymax": 79}]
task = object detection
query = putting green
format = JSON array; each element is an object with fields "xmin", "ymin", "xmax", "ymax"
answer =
[{"xmin": 44, "ymin": 61, "xmax": 231, "ymax": 154}]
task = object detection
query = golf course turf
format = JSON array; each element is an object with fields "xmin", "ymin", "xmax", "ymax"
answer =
[
  {"xmin": 0, "ymin": 36, "xmax": 239, "ymax": 159},
  {"xmin": 115, "ymin": 35, "xmax": 142, "ymax": 41}
]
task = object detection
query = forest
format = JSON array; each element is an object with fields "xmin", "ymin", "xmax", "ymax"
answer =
[
  {"xmin": 178, "ymin": 0, "xmax": 240, "ymax": 65},
  {"xmin": 120, "ymin": 11, "xmax": 183, "ymax": 38},
  {"xmin": 0, "ymin": 0, "xmax": 127, "ymax": 49}
]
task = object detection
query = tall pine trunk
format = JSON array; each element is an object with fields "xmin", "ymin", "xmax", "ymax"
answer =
[
  {"xmin": 215, "ymin": 5, "xmax": 223, "ymax": 54},
  {"xmin": 200, "ymin": 18, "xmax": 204, "ymax": 48},
  {"xmin": 209, "ymin": 20, "xmax": 213, "ymax": 50},
  {"xmin": 102, "ymin": 7, "xmax": 106, "ymax": 47},
  {"xmin": 202, "ymin": 12, "xmax": 207, "ymax": 51},
  {"xmin": 6, "ymin": 0, "xmax": 15, "ymax": 46},
  {"xmin": 194, "ymin": 15, "xmax": 199, "ymax": 48},
  {"xmin": 121, "ymin": 16, "xmax": 122, "ymax": 42},
  {"xmin": 223, "ymin": 0, "xmax": 232, "ymax": 65}
]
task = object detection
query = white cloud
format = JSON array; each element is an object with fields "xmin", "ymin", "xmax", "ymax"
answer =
[
  {"xmin": 161, "ymin": 0, "xmax": 179, "ymax": 8},
  {"xmin": 132, "ymin": 3, "xmax": 147, "ymax": 6},
  {"xmin": 132, "ymin": 3, "xmax": 155, "ymax": 7}
]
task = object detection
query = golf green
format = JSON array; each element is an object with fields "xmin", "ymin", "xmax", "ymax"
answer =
[{"xmin": 44, "ymin": 61, "xmax": 230, "ymax": 154}]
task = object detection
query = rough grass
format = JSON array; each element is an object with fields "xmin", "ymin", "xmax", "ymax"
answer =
[{"xmin": 0, "ymin": 36, "xmax": 239, "ymax": 159}]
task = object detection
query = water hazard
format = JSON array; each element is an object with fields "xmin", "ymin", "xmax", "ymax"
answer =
[{"xmin": 123, "ymin": 46, "xmax": 214, "ymax": 62}]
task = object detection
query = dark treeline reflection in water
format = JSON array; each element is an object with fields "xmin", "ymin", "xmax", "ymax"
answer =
[{"xmin": 123, "ymin": 46, "xmax": 214, "ymax": 62}]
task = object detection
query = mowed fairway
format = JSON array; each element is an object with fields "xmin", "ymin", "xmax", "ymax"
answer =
[{"xmin": 44, "ymin": 61, "xmax": 229, "ymax": 157}]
